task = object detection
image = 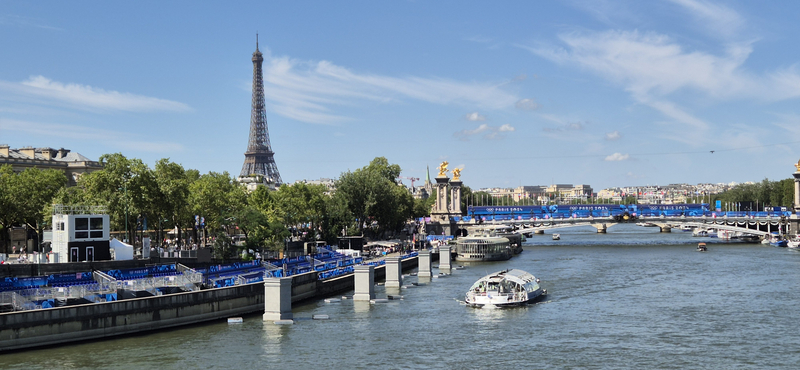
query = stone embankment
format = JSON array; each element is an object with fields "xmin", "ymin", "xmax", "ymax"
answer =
[{"xmin": 0, "ymin": 255, "xmax": 420, "ymax": 352}]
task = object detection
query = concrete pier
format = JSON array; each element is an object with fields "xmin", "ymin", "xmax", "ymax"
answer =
[
  {"xmin": 660, "ymin": 226, "xmax": 672, "ymax": 233},
  {"xmin": 353, "ymin": 265, "xmax": 375, "ymax": 301},
  {"xmin": 418, "ymin": 250, "xmax": 432, "ymax": 278},
  {"xmin": 439, "ymin": 246, "xmax": 451, "ymax": 271},
  {"xmin": 384, "ymin": 256, "xmax": 402, "ymax": 288},
  {"xmin": 591, "ymin": 223, "xmax": 607, "ymax": 233},
  {"xmin": 263, "ymin": 277, "xmax": 293, "ymax": 322}
]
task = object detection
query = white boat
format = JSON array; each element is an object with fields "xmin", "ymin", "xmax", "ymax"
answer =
[
  {"xmin": 454, "ymin": 236, "xmax": 513, "ymax": 262},
  {"xmin": 788, "ymin": 237, "xmax": 800, "ymax": 249},
  {"xmin": 679, "ymin": 225, "xmax": 694, "ymax": 232},
  {"xmin": 465, "ymin": 269, "xmax": 545, "ymax": 308},
  {"xmin": 636, "ymin": 222, "xmax": 657, "ymax": 227},
  {"xmin": 464, "ymin": 225, "xmax": 523, "ymax": 254},
  {"xmin": 552, "ymin": 234, "xmax": 560, "ymax": 240},
  {"xmin": 696, "ymin": 242, "xmax": 707, "ymax": 252}
]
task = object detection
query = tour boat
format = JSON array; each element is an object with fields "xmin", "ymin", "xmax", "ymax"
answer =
[
  {"xmin": 696, "ymin": 242, "xmax": 707, "ymax": 252},
  {"xmin": 465, "ymin": 269, "xmax": 545, "ymax": 308},
  {"xmin": 693, "ymin": 229, "xmax": 709, "ymax": 237},
  {"xmin": 787, "ymin": 236, "xmax": 800, "ymax": 249},
  {"xmin": 454, "ymin": 236, "xmax": 513, "ymax": 262},
  {"xmin": 679, "ymin": 225, "xmax": 694, "ymax": 232},
  {"xmin": 463, "ymin": 225, "xmax": 523, "ymax": 255},
  {"xmin": 552, "ymin": 233, "xmax": 560, "ymax": 240}
]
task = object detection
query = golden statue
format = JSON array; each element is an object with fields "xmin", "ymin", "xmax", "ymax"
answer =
[
  {"xmin": 796, "ymin": 159, "xmax": 800, "ymax": 172},
  {"xmin": 452, "ymin": 168, "xmax": 461, "ymax": 181},
  {"xmin": 437, "ymin": 161, "xmax": 449, "ymax": 177}
]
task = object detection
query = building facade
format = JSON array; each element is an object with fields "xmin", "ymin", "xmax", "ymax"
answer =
[{"xmin": 0, "ymin": 145, "xmax": 102, "ymax": 186}]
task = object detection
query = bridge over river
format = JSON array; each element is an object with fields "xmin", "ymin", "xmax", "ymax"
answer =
[{"xmin": 454, "ymin": 215, "xmax": 794, "ymax": 237}]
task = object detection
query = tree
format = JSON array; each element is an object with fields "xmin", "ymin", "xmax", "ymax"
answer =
[
  {"xmin": 0, "ymin": 165, "xmax": 16, "ymax": 251},
  {"xmin": 0, "ymin": 165, "xmax": 67, "ymax": 252},
  {"xmin": 335, "ymin": 157, "xmax": 412, "ymax": 237},
  {"xmin": 14, "ymin": 168, "xmax": 68, "ymax": 250},
  {"xmin": 153, "ymin": 159, "xmax": 192, "ymax": 245},
  {"xmin": 80, "ymin": 153, "xmax": 157, "ymax": 245},
  {"xmin": 189, "ymin": 171, "xmax": 246, "ymax": 244}
]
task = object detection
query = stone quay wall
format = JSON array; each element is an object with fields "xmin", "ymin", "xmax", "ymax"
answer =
[{"xmin": 0, "ymin": 255, "xmax": 419, "ymax": 352}]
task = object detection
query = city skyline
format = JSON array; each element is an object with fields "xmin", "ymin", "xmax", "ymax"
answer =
[{"xmin": 1, "ymin": 1, "xmax": 800, "ymax": 190}]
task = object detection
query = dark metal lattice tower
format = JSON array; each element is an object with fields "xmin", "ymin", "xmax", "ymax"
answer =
[{"xmin": 240, "ymin": 35, "xmax": 283, "ymax": 185}]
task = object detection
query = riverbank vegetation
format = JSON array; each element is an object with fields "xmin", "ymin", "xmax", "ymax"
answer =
[{"xmin": 0, "ymin": 156, "xmax": 432, "ymax": 257}]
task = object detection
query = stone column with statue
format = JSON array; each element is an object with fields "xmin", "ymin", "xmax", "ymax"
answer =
[
  {"xmin": 794, "ymin": 159, "xmax": 800, "ymax": 214},
  {"xmin": 449, "ymin": 168, "xmax": 463, "ymax": 215},
  {"xmin": 791, "ymin": 159, "xmax": 800, "ymax": 236}
]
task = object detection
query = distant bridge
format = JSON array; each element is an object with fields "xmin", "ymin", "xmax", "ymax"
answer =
[{"xmin": 454, "ymin": 215, "xmax": 792, "ymax": 237}]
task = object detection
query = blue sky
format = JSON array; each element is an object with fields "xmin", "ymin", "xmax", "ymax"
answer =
[{"xmin": 2, "ymin": 0, "xmax": 800, "ymax": 190}]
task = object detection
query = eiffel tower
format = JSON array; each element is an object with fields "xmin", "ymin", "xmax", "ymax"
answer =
[{"xmin": 240, "ymin": 35, "xmax": 283, "ymax": 186}]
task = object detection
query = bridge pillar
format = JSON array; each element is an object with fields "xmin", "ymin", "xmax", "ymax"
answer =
[
  {"xmin": 591, "ymin": 223, "xmax": 607, "ymax": 233},
  {"xmin": 535, "ymin": 230, "xmax": 544, "ymax": 234},
  {"xmin": 263, "ymin": 277, "xmax": 293, "ymax": 322},
  {"xmin": 439, "ymin": 246, "xmax": 451, "ymax": 272},
  {"xmin": 385, "ymin": 256, "xmax": 402, "ymax": 288},
  {"xmin": 353, "ymin": 265, "xmax": 375, "ymax": 301},
  {"xmin": 660, "ymin": 226, "xmax": 672, "ymax": 233},
  {"xmin": 418, "ymin": 250, "xmax": 432, "ymax": 277}
]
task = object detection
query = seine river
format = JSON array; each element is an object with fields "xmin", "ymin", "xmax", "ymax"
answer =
[{"xmin": 3, "ymin": 223, "xmax": 800, "ymax": 369}]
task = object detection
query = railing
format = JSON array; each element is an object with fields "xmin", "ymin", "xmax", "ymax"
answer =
[
  {"xmin": 0, "ymin": 291, "xmax": 29, "ymax": 311},
  {"xmin": 93, "ymin": 270, "xmax": 117, "ymax": 286}
]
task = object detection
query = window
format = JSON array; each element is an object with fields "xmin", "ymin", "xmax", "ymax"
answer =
[
  {"xmin": 75, "ymin": 218, "xmax": 88, "ymax": 230},
  {"xmin": 90, "ymin": 217, "xmax": 104, "ymax": 238}
]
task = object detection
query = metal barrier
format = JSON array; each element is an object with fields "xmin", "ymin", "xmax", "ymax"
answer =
[{"xmin": 0, "ymin": 291, "xmax": 29, "ymax": 311}]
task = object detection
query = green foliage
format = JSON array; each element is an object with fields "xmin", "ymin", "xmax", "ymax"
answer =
[
  {"xmin": 0, "ymin": 165, "xmax": 67, "ymax": 251},
  {"xmin": 715, "ymin": 178, "xmax": 795, "ymax": 208},
  {"xmin": 335, "ymin": 157, "xmax": 413, "ymax": 237},
  {"xmin": 189, "ymin": 171, "xmax": 246, "ymax": 233}
]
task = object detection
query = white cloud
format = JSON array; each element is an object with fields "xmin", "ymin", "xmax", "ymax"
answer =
[
  {"xmin": 0, "ymin": 118, "xmax": 184, "ymax": 153},
  {"xmin": 543, "ymin": 121, "xmax": 584, "ymax": 132},
  {"xmin": 262, "ymin": 55, "xmax": 520, "ymax": 124},
  {"xmin": 605, "ymin": 130, "xmax": 621, "ymax": 140},
  {"xmin": 466, "ymin": 112, "xmax": 486, "ymax": 121},
  {"xmin": 605, "ymin": 152, "xmax": 630, "ymax": 161},
  {"xmin": 498, "ymin": 124, "xmax": 515, "ymax": 132},
  {"xmin": 465, "ymin": 35, "xmax": 492, "ymax": 43},
  {"xmin": 515, "ymin": 98, "xmax": 540, "ymax": 111},
  {"xmin": 0, "ymin": 76, "xmax": 191, "ymax": 112},
  {"xmin": 0, "ymin": 14, "xmax": 62, "ymax": 31},
  {"xmin": 454, "ymin": 123, "xmax": 516, "ymax": 140},
  {"xmin": 523, "ymin": 28, "xmax": 800, "ymax": 135},
  {"xmin": 668, "ymin": 0, "xmax": 744, "ymax": 38}
]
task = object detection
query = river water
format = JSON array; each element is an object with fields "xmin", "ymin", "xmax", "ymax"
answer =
[{"xmin": 3, "ymin": 223, "xmax": 800, "ymax": 369}]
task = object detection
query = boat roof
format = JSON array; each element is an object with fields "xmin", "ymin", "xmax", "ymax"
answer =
[{"xmin": 478, "ymin": 269, "xmax": 538, "ymax": 285}]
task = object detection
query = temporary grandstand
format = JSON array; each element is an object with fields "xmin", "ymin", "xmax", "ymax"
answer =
[
  {"xmin": 0, "ymin": 263, "xmax": 202, "ymax": 312},
  {"xmin": 1, "ymin": 246, "xmax": 420, "ymax": 313}
]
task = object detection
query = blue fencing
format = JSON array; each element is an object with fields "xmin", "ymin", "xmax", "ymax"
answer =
[
  {"xmin": 1, "ymin": 276, "xmax": 48, "ymax": 292},
  {"xmin": 47, "ymin": 272, "xmax": 95, "ymax": 288},
  {"xmin": 318, "ymin": 266, "xmax": 355, "ymax": 280},
  {"xmin": 105, "ymin": 267, "xmax": 149, "ymax": 281}
]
